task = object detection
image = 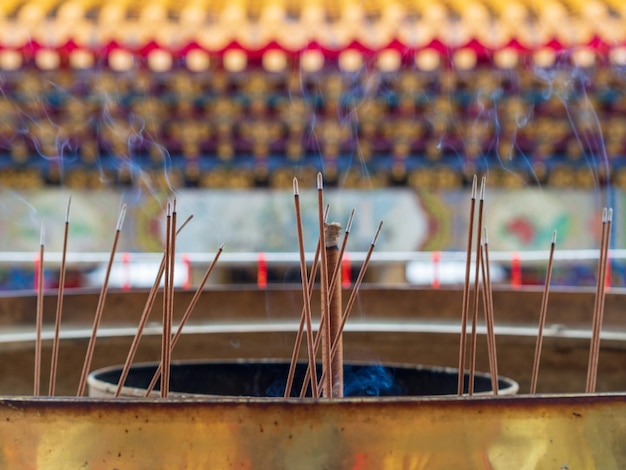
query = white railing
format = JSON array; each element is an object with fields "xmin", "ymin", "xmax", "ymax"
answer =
[{"xmin": 0, "ymin": 249, "xmax": 621, "ymax": 289}]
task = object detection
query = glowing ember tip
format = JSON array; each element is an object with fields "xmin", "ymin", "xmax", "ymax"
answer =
[
  {"xmin": 293, "ymin": 177, "xmax": 299, "ymax": 196},
  {"xmin": 483, "ymin": 226, "xmax": 488, "ymax": 245},
  {"xmin": 345, "ymin": 209, "xmax": 355, "ymax": 233},
  {"xmin": 40, "ymin": 223, "xmax": 45, "ymax": 246},
  {"xmin": 479, "ymin": 175, "xmax": 486, "ymax": 200},
  {"xmin": 66, "ymin": 196, "xmax": 72, "ymax": 224},
  {"xmin": 552, "ymin": 229, "xmax": 557, "ymax": 244},
  {"xmin": 608, "ymin": 208, "xmax": 613, "ymax": 222},
  {"xmin": 471, "ymin": 175, "xmax": 477, "ymax": 199},
  {"xmin": 317, "ymin": 172, "xmax": 323, "ymax": 190},
  {"xmin": 371, "ymin": 221, "xmax": 383, "ymax": 245},
  {"xmin": 116, "ymin": 204, "xmax": 128, "ymax": 232}
]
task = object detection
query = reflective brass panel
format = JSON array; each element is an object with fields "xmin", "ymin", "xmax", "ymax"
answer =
[{"xmin": 0, "ymin": 394, "xmax": 625, "ymax": 469}]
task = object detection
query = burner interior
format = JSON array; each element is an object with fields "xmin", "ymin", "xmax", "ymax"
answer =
[{"xmin": 90, "ymin": 360, "xmax": 518, "ymax": 398}]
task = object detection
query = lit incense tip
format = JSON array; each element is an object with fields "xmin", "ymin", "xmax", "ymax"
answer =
[
  {"xmin": 479, "ymin": 175, "xmax": 486, "ymax": 200},
  {"xmin": 602, "ymin": 207, "xmax": 608, "ymax": 223},
  {"xmin": 371, "ymin": 221, "xmax": 383, "ymax": 245},
  {"xmin": 471, "ymin": 175, "xmax": 477, "ymax": 199},
  {"xmin": 483, "ymin": 226, "xmax": 488, "ymax": 245},
  {"xmin": 552, "ymin": 229, "xmax": 557, "ymax": 244},
  {"xmin": 65, "ymin": 196, "xmax": 72, "ymax": 224},
  {"xmin": 345, "ymin": 209, "xmax": 355, "ymax": 233},
  {"xmin": 218, "ymin": 243, "xmax": 225, "ymax": 251},
  {"xmin": 317, "ymin": 172, "xmax": 323, "ymax": 190},
  {"xmin": 608, "ymin": 207, "xmax": 613, "ymax": 222},
  {"xmin": 172, "ymin": 198, "xmax": 177, "ymax": 214},
  {"xmin": 293, "ymin": 177, "xmax": 299, "ymax": 196},
  {"xmin": 177, "ymin": 214, "xmax": 194, "ymax": 234},
  {"xmin": 116, "ymin": 204, "xmax": 128, "ymax": 232},
  {"xmin": 40, "ymin": 223, "xmax": 45, "ymax": 247}
]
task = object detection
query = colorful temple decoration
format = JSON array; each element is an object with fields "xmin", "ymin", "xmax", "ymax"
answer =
[{"xmin": 0, "ymin": 0, "xmax": 625, "ymax": 189}]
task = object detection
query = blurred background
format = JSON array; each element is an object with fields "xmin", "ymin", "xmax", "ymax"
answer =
[{"xmin": 0, "ymin": 0, "xmax": 624, "ymax": 290}]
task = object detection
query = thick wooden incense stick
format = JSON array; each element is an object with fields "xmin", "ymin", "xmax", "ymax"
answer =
[
  {"xmin": 317, "ymin": 172, "xmax": 333, "ymax": 398},
  {"xmin": 480, "ymin": 228, "xmax": 499, "ymax": 395},
  {"xmin": 299, "ymin": 209, "xmax": 355, "ymax": 398},
  {"xmin": 317, "ymin": 221, "xmax": 383, "ymax": 397},
  {"xmin": 49, "ymin": 197, "xmax": 71, "ymax": 396},
  {"xmin": 326, "ymin": 222, "xmax": 343, "ymax": 397},
  {"xmin": 587, "ymin": 208, "xmax": 612, "ymax": 393},
  {"xmin": 530, "ymin": 229, "xmax": 556, "ymax": 394},
  {"xmin": 293, "ymin": 178, "xmax": 318, "ymax": 399},
  {"xmin": 77, "ymin": 204, "xmax": 127, "ymax": 397},
  {"xmin": 144, "ymin": 244, "xmax": 224, "ymax": 397},
  {"xmin": 458, "ymin": 175, "xmax": 477, "ymax": 396},
  {"xmin": 114, "ymin": 214, "xmax": 194, "ymax": 398},
  {"xmin": 34, "ymin": 223, "xmax": 45, "ymax": 397},
  {"xmin": 468, "ymin": 176, "xmax": 485, "ymax": 396}
]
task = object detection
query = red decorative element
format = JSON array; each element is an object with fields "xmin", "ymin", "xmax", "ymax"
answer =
[
  {"xmin": 511, "ymin": 252, "xmax": 522, "ymax": 288},
  {"xmin": 257, "ymin": 253, "xmax": 267, "ymax": 289},
  {"xmin": 432, "ymin": 251, "xmax": 441, "ymax": 289},
  {"xmin": 122, "ymin": 252, "xmax": 131, "ymax": 291},
  {"xmin": 182, "ymin": 254, "xmax": 192, "ymax": 290},
  {"xmin": 506, "ymin": 217, "xmax": 536, "ymax": 246},
  {"xmin": 33, "ymin": 255, "xmax": 41, "ymax": 291},
  {"xmin": 342, "ymin": 253, "xmax": 351, "ymax": 288}
]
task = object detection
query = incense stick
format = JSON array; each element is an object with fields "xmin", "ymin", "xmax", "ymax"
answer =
[
  {"xmin": 468, "ymin": 176, "xmax": 485, "ymax": 396},
  {"xmin": 284, "ymin": 205, "xmax": 329, "ymax": 398},
  {"xmin": 326, "ymin": 222, "xmax": 343, "ymax": 397},
  {"xmin": 317, "ymin": 220, "xmax": 383, "ymax": 397},
  {"xmin": 34, "ymin": 223, "xmax": 45, "ymax": 397},
  {"xmin": 480, "ymin": 228, "xmax": 499, "ymax": 395},
  {"xmin": 165, "ymin": 200, "xmax": 178, "ymax": 397},
  {"xmin": 293, "ymin": 178, "xmax": 318, "ymax": 399},
  {"xmin": 160, "ymin": 202, "xmax": 174, "ymax": 398},
  {"xmin": 144, "ymin": 244, "xmax": 224, "ymax": 397},
  {"xmin": 586, "ymin": 208, "xmax": 607, "ymax": 393},
  {"xmin": 76, "ymin": 204, "xmax": 127, "ymax": 397},
  {"xmin": 458, "ymin": 175, "xmax": 477, "ymax": 396},
  {"xmin": 317, "ymin": 173, "xmax": 333, "ymax": 398},
  {"xmin": 299, "ymin": 209, "xmax": 354, "ymax": 398},
  {"xmin": 114, "ymin": 214, "xmax": 194, "ymax": 398},
  {"xmin": 284, "ymin": 237, "xmax": 321, "ymax": 398},
  {"xmin": 530, "ymin": 229, "xmax": 556, "ymax": 394},
  {"xmin": 49, "ymin": 197, "xmax": 71, "ymax": 396},
  {"xmin": 587, "ymin": 208, "xmax": 612, "ymax": 393}
]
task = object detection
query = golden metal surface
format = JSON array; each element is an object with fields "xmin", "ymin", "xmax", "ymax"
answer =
[{"xmin": 0, "ymin": 394, "xmax": 625, "ymax": 469}]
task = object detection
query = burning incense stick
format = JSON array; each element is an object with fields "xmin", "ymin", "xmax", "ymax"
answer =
[
  {"xmin": 480, "ymin": 228, "xmax": 498, "ymax": 395},
  {"xmin": 530, "ymin": 229, "xmax": 556, "ymax": 394},
  {"xmin": 299, "ymin": 209, "xmax": 354, "ymax": 398},
  {"xmin": 49, "ymin": 197, "xmax": 71, "ymax": 396},
  {"xmin": 293, "ymin": 178, "xmax": 318, "ymax": 398},
  {"xmin": 458, "ymin": 175, "xmax": 477, "ymax": 396},
  {"xmin": 317, "ymin": 220, "xmax": 383, "ymax": 397},
  {"xmin": 76, "ymin": 204, "xmax": 127, "ymax": 397},
  {"xmin": 284, "ymin": 205, "xmax": 329, "ymax": 398},
  {"xmin": 285, "ymin": 237, "xmax": 321, "ymax": 398},
  {"xmin": 160, "ymin": 202, "xmax": 175, "ymax": 398},
  {"xmin": 468, "ymin": 176, "xmax": 486, "ymax": 396},
  {"xmin": 587, "ymin": 208, "xmax": 612, "ymax": 393},
  {"xmin": 326, "ymin": 222, "xmax": 343, "ymax": 397},
  {"xmin": 317, "ymin": 172, "xmax": 333, "ymax": 398},
  {"xmin": 114, "ymin": 214, "xmax": 194, "ymax": 398},
  {"xmin": 144, "ymin": 244, "xmax": 224, "ymax": 397},
  {"xmin": 34, "ymin": 223, "xmax": 45, "ymax": 397}
]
